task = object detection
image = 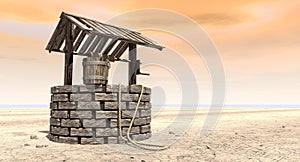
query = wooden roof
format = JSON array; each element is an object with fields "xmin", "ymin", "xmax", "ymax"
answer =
[{"xmin": 46, "ymin": 12, "xmax": 164, "ymax": 60}]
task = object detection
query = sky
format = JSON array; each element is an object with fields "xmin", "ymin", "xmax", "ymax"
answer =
[{"xmin": 0, "ymin": 0, "xmax": 299, "ymax": 106}]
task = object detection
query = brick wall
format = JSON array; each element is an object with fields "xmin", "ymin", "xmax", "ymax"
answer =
[{"xmin": 48, "ymin": 84, "xmax": 152, "ymax": 144}]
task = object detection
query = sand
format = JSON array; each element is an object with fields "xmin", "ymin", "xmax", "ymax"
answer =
[{"xmin": 1, "ymin": 108, "xmax": 300, "ymax": 161}]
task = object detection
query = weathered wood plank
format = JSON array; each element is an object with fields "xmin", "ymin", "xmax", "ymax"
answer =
[
  {"xmin": 79, "ymin": 33, "xmax": 96, "ymax": 54},
  {"xmin": 80, "ymin": 19, "xmax": 99, "ymax": 29},
  {"xmin": 64, "ymin": 21, "xmax": 74, "ymax": 85},
  {"xmin": 81, "ymin": 19, "xmax": 109, "ymax": 36},
  {"xmin": 109, "ymin": 41, "xmax": 125, "ymax": 58},
  {"xmin": 108, "ymin": 27, "xmax": 137, "ymax": 42},
  {"xmin": 102, "ymin": 38, "xmax": 118, "ymax": 55},
  {"xmin": 64, "ymin": 53, "xmax": 73, "ymax": 85},
  {"xmin": 73, "ymin": 31, "xmax": 86, "ymax": 52},
  {"xmin": 51, "ymin": 18, "xmax": 68, "ymax": 50},
  {"xmin": 88, "ymin": 35, "xmax": 101, "ymax": 53},
  {"xmin": 121, "ymin": 28, "xmax": 153, "ymax": 44},
  {"xmin": 46, "ymin": 18, "xmax": 66, "ymax": 51},
  {"xmin": 64, "ymin": 15, "xmax": 91, "ymax": 31},
  {"xmin": 94, "ymin": 22, "xmax": 114, "ymax": 35},
  {"xmin": 52, "ymin": 30, "xmax": 66, "ymax": 50},
  {"xmin": 134, "ymin": 33, "xmax": 156, "ymax": 44},
  {"xmin": 94, "ymin": 36, "xmax": 109, "ymax": 54},
  {"xmin": 89, "ymin": 21, "xmax": 111, "ymax": 35},
  {"xmin": 72, "ymin": 25, "xmax": 82, "ymax": 43},
  {"xmin": 116, "ymin": 28, "xmax": 141, "ymax": 42},
  {"xmin": 128, "ymin": 43, "xmax": 137, "ymax": 85},
  {"xmin": 96, "ymin": 23, "xmax": 121, "ymax": 36},
  {"xmin": 115, "ymin": 42, "xmax": 129, "ymax": 59},
  {"xmin": 105, "ymin": 25, "xmax": 127, "ymax": 38}
]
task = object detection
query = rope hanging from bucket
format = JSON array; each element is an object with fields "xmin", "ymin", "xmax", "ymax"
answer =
[{"xmin": 118, "ymin": 84, "xmax": 169, "ymax": 151}]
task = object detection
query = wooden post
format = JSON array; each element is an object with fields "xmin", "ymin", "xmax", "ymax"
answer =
[
  {"xmin": 128, "ymin": 43, "xmax": 137, "ymax": 85},
  {"xmin": 64, "ymin": 21, "xmax": 74, "ymax": 85}
]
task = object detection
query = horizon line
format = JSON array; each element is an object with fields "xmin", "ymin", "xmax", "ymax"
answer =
[{"xmin": 0, "ymin": 104, "xmax": 300, "ymax": 108}]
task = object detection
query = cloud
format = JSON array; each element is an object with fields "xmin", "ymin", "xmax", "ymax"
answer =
[
  {"xmin": 192, "ymin": 13, "xmax": 251, "ymax": 27},
  {"xmin": 0, "ymin": 0, "xmax": 117, "ymax": 23},
  {"xmin": 0, "ymin": 31, "xmax": 59, "ymax": 63},
  {"xmin": 0, "ymin": 20, "xmax": 55, "ymax": 41}
]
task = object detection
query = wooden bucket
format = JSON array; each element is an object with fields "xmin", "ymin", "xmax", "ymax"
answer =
[{"xmin": 82, "ymin": 57, "xmax": 110, "ymax": 85}]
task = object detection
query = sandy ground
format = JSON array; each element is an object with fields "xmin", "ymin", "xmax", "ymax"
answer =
[{"xmin": 1, "ymin": 108, "xmax": 300, "ymax": 161}]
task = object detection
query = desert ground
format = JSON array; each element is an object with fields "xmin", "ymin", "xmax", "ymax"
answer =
[{"xmin": 1, "ymin": 107, "xmax": 300, "ymax": 161}]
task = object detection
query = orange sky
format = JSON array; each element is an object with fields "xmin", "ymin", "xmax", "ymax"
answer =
[{"xmin": 0, "ymin": 0, "xmax": 300, "ymax": 105}]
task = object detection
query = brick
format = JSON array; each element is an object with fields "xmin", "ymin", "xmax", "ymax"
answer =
[
  {"xmin": 47, "ymin": 134, "xmax": 58, "ymax": 142},
  {"xmin": 144, "ymin": 102, "xmax": 151, "ymax": 109},
  {"xmin": 82, "ymin": 119, "xmax": 106, "ymax": 127},
  {"xmin": 140, "ymin": 124, "xmax": 151, "ymax": 133},
  {"xmin": 106, "ymin": 84, "xmax": 128, "ymax": 93},
  {"xmin": 144, "ymin": 87, "xmax": 151, "ymax": 94},
  {"xmin": 133, "ymin": 118, "xmax": 147, "ymax": 126},
  {"xmin": 70, "ymin": 93, "xmax": 92, "ymax": 101},
  {"xmin": 50, "ymin": 118, "xmax": 60, "ymax": 126},
  {"xmin": 122, "ymin": 126, "xmax": 140, "ymax": 135},
  {"xmin": 61, "ymin": 119, "xmax": 81, "ymax": 127},
  {"xmin": 109, "ymin": 119, "xmax": 118, "ymax": 127},
  {"xmin": 58, "ymin": 102, "xmax": 76, "ymax": 110},
  {"xmin": 70, "ymin": 128, "xmax": 93, "ymax": 136},
  {"xmin": 113, "ymin": 118, "xmax": 149, "ymax": 127},
  {"xmin": 110, "ymin": 119, "xmax": 118, "ymax": 127},
  {"xmin": 110, "ymin": 118, "xmax": 132, "ymax": 127},
  {"xmin": 95, "ymin": 93, "xmax": 117, "ymax": 101},
  {"xmin": 96, "ymin": 111, "xmax": 118, "ymax": 119},
  {"xmin": 131, "ymin": 133, "xmax": 151, "ymax": 141},
  {"xmin": 50, "ymin": 102, "xmax": 57, "ymax": 109},
  {"xmin": 51, "ymin": 85, "xmax": 79, "ymax": 93},
  {"xmin": 117, "ymin": 137, "xmax": 126, "ymax": 144},
  {"xmin": 112, "ymin": 118, "xmax": 147, "ymax": 126},
  {"xmin": 51, "ymin": 94, "xmax": 69, "ymax": 102},
  {"xmin": 79, "ymin": 85, "xmax": 104, "ymax": 92},
  {"xmin": 140, "ymin": 110, "xmax": 151, "ymax": 117},
  {"xmin": 52, "ymin": 110, "xmax": 68, "ymax": 118},
  {"xmin": 146, "ymin": 117, "xmax": 151, "ymax": 123},
  {"xmin": 121, "ymin": 94, "xmax": 139, "ymax": 102},
  {"xmin": 129, "ymin": 85, "xmax": 151, "ymax": 94},
  {"xmin": 81, "ymin": 137, "xmax": 104, "ymax": 144},
  {"xmin": 96, "ymin": 128, "xmax": 118, "ymax": 137},
  {"xmin": 141, "ymin": 95, "xmax": 151, "ymax": 102},
  {"xmin": 58, "ymin": 137, "xmax": 78, "ymax": 144},
  {"xmin": 128, "ymin": 102, "xmax": 151, "ymax": 110},
  {"xmin": 122, "ymin": 110, "xmax": 139, "ymax": 118},
  {"xmin": 107, "ymin": 137, "xmax": 118, "ymax": 144},
  {"xmin": 50, "ymin": 126, "xmax": 69, "ymax": 136},
  {"xmin": 77, "ymin": 102, "xmax": 100, "ymax": 110},
  {"xmin": 104, "ymin": 102, "xmax": 126, "ymax": 110},
  {"xmin": 70, "ymin": 111, "xmax": 93, "ymax": 119}
]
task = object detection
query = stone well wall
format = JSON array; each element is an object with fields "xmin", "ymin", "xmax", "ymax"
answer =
[{"xmin": 47, "ymin": 84, "xmax": 151, "ymax": 144}]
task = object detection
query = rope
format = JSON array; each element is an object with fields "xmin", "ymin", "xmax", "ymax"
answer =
[
  {"xmin": 118, "ymin": 84, "xmax": 127, "ymax": 141},
  {"xmin": 118, "ymin": 84, "xmax": 169, "ymax": 151}
]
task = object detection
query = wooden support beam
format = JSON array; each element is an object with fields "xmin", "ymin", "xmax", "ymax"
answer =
[
  {"xmin": 128, "ymin": 43, "xmax": 137, "ymax": 85},
  {"xmin": 64, "ymin": 21, "xmax": 74, "ymax": 85}
]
